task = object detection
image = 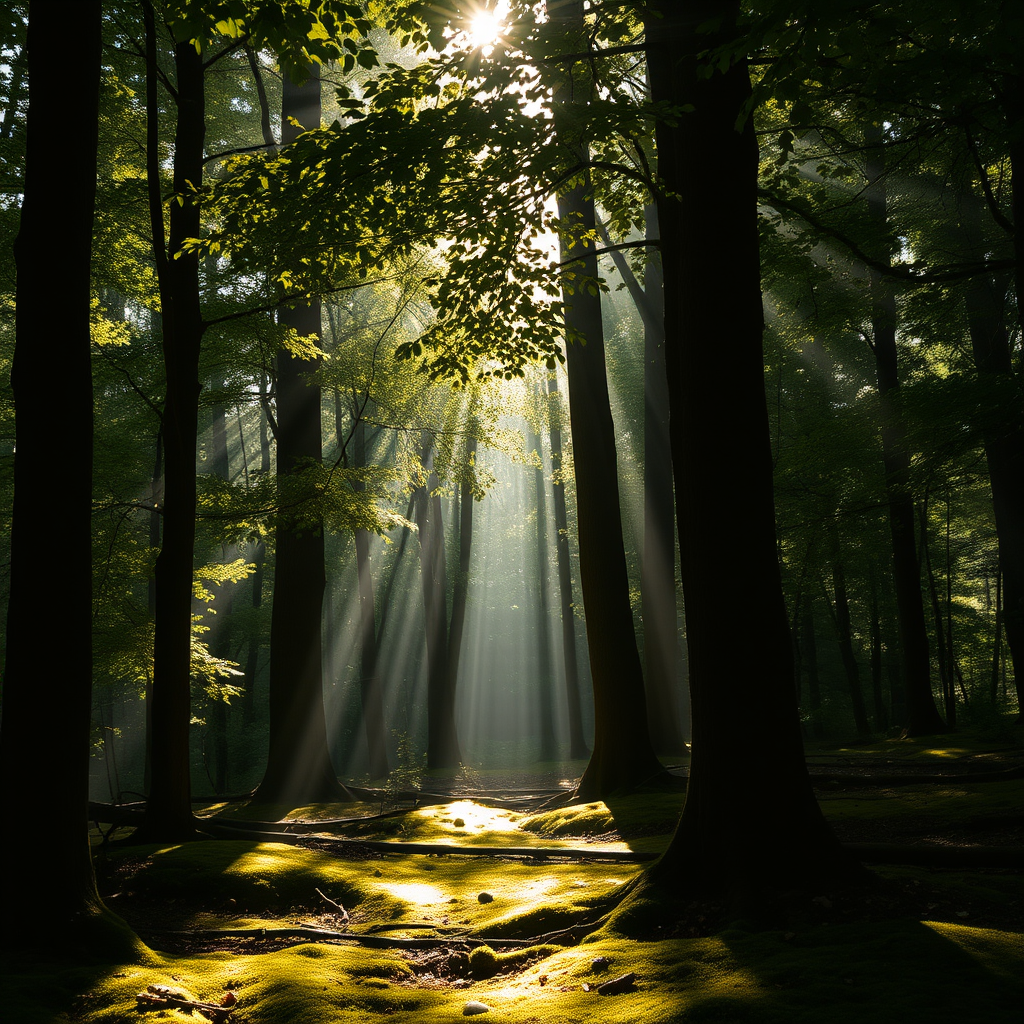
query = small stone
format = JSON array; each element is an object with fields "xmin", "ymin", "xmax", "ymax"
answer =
[
  {"xmin": 373, "ymin": 869, "xmax": 382, "ymax": 877},
  {"xmin": 453, "ymin": 818, "xmax": 466, "ymax": 827},
  {"xmin": 463, "ymin": 1001, "xmax": 490, "ymax": 1015},
  {"xmin": 591, "ymin": 956, "xmax": 611, "ymax": 973},
  {"xmin": 477, "ymin": 892, "xmax": 494, "ymax": 904}
]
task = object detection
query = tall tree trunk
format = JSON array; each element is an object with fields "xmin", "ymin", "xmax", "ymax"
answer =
[
  {"xmin": 527, "ymin": 424, "xmax": 558, "ymax": 761},
  {"xmin": 869, "ymin": 573, "xmax": 887, "ymax": 731},
  {"xmin": 822, "ymin": 528, "xmax": 870, "ymax": 739},
  {"xmin": 139, "ymin": 21, "xmax": 208, "ymax": 841},
  {"xmin": 0, "ymin": 0, "xmax": 109, "ymax": 944},
  {"xmin": 865, "ymin": 127, "xmax": 946, "ymax": 737},
  {"xmin": 551, "ymin": 0, "xmax": 663, "ymax": 800},
  {"xmin": 447, "ymin": 432, "xmax": 476, "ymax": 753},
  {"xmin": 353, "ymin": 413, "xmax": 389, "ymax": 778},
  {"xmin": 547, "ymin": 374, "xmax": 589, "ymax": 758},
  {"xmin": 255, "ymin": 63, "xmax": 345, "ymax": 804},
  {"xmin": 961, "ymin": 194, "xmax": 1024, "ymax": 713},
  {"xmin": 800, "ymin": 595, "xmax": 825, "ymax": 740},
  {"xmin": 414, "ymin": 433, "xmax": 461, "ymax": 768},
  {"xmin": 599, "ymin": 210, "xmax": 687, "ymax": 753},
  {"xmin": 647, "ymin": 1, "xmax": 854, "ymax": 895}
]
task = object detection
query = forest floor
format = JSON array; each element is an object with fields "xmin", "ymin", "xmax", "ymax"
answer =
[{"xmin": 3, "ymin": 727, "xmax": 1022, "ymax": 1023}]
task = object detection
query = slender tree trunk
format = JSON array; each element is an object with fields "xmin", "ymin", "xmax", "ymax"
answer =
[
  {"xmin": 800, "ymin": 596, "xmax": 825, "ymax": 740},
  {"xmin": 527, "ymin": 424, "xmax": 559, "ymax": 760},
  {"xmin": 139, "ymin": 24, "xmax": 208, "ymax": 841},
  {"xmin": 353, "ymin": 414, "xmax": 389, "ymax": 778},
  {"xmin": 961, "ymin": 194, "xmax": 1024, "ymax": 713},
  {"xmin": 647, "ymin": 1, "xmax": 855, "ymax": 895},
  {"xmin": 869, "ymin": 573, "xmax": 887, "ymax": 731},
  {"xmin": 822, "ymin": 529, "xmax": 870, "ymax": 738},
  {"xmin": 865, "ymin": 128, "xmax": 946, "ymax": 737},
  {"xmin": 255, "ymin": 63, "xmax": 345, "ymax": 804},
  {"xmin": 0, "ymin": 0, "xmax": 109, "ymax": 944},
  {"xmin": 547, "ymin": 375, "xmax": 589, "ymax": 758},
  {"xmin": 414, "ymin": 433, "xmax": 461, "ymax": 768},
  {"xmin": 447, "ymin": 432, "xmax": 476, "ymax": 753},
  {"xmin": 551, "ymin": 0, "xmax": 663, "ymax": 800},
  {"xmin": 600, "ymin": 210, "xmax": 687, "ymax": 753}
]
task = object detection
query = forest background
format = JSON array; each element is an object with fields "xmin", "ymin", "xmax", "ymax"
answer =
[{"xmin": 0, "ymin": 0, "xmax": 1021, "ymax": 1001}]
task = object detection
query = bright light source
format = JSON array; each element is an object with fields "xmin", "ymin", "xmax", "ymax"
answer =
[{"xmin": 468, "ymin": 9, "xmax": 503, "ymax": 48}]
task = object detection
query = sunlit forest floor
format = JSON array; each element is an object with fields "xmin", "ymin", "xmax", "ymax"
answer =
[{"xmin": 4, "ymin": 727, "xmax": 1022, "ymax": 1023}]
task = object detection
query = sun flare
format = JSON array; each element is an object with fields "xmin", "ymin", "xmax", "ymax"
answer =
[{"xmin": 468, "ymin": 9, "xmax": 503, "ymax": 48}]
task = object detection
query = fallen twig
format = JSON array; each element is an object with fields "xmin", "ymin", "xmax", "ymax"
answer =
[{"xmin": 136, "ymin": 984, "xmax": 236, "ymax": 1021}]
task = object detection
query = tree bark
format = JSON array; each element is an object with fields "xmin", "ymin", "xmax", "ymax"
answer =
[
  {"xmin": 647, "ymin": 0, "xmax": 855, "ymax": 895},
  {"xmin": 599, "ymin": 211, "xmax": 687, "ymax": 753},
  {"xmin": 0, "ymin": 0, "xmax": 108, "ymax": 944},
  {"xmin": 547, "ymin": 374, "xmax": 590, "ymax": 758},
  {"xmin": 414, "ymin": 433, "xmax": 461, "ymax": 768},
  {"xmin": 550, "ymin": 0, "xmax": 663, "ymax": 800},
  {"xmin": 865, "ymin": 127, "xmax": 946, "ymax": 737},
  {"xmin": 352, "ymin": 414, "xmax": 390, "ymax": 778},
  {"xmin": 527, "ymin": 423, "xmax": 559, "ymax": 760},
  {"xmin": 139, "ymin": 26, "xmax": 207, "ymax": 841},
  {"xmin": 254, "ymin": 63, "xmax": 345, "ymax": 804},
  {"xmin": 961, "ymin": 193, "xmax": 1024, "ymax": 713}
]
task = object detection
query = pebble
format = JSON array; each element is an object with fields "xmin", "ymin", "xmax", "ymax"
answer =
[
  {"xmin": 463, "ymin": 1000, "xmax": 490, "ymax": 1015},
  {"xmin": 477, "ymin": 892, "xmax": 494, "ymax": 904}
]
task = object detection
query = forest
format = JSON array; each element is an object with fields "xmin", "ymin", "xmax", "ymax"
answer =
[{"xmin": 0, "ymin": 1, "xmax": 1021, "ymax": 1022}]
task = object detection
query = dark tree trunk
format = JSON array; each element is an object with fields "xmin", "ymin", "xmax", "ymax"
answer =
[
  {"xmin": 800, "ymin": 596, "xmax": 825, "ymax": 740},
  {"xmin": 139, "ymin": 28, "xmax": 207, "ymax": 841},
  {"xmin": 527, "ymin": 424, "xmax": 558, "ymax": 761},
  {"xmin": 647, "ymin": 1, "xmax": 854, "ymax": 895},
  {"xmin": 0, "ymin": 0, "xmax": 108, "ymax": 944},
  {"xmin": 447, "ymin": 432, "xmax": 476, "ymax": 750},
  {"xmin": 255, "ymin": 64, "xmax": 345, "ymax": 805},
  {"xmin": 600, "ymin": 210, "xmax": 687, "ymax": 753},
  {"xmin": 353, "ymin": 414, "xmax": 389, "ymax": 778},
  {"xmin": 869, "ymin": 574, "xmax": 888, "ymax": 731},
  {"xmin": 822, "ymin": 538, "xmax": 871, "ymax": 739},
  {"xmin": 551, "ymin": 0, "xmax": 663, "ymax": 800},
  {"xmin": 865, "ymin": 129, "xmax": 946, "ymax": 737},
  {"xmin": 922, "ymin": 502, "xmax": 956, "ymax": 728},
  {"xmin": 414, "ymin": 433, "xmax": 461, "ymax": 768},
  {"xmin": 547, "ymin": 375, "xmax": 590, "ymax": 758},
  {"xmin": 961, "ymin": 197, "xmax": 1024, "ymax": 712}
]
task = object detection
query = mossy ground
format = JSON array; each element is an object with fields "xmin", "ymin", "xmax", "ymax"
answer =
[{"xmin": 3, "ymin": 732, "xmax": 1021, "ymax": 1023}]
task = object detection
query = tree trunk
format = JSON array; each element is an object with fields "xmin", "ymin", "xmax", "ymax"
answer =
[
  {"xmin": 414, "ymin": 433, "xmax": 461, "ymax": 768},
  {"xmin": 447, "ymin": 432, "xmax": 476, "ymax": 754},
  {"xmin": 800, "ymin": 596, "xmax": 825, "ymax": 740},
  {"xmin": 254, "ymin": 63, "xmax": 345, "ymax": 804},
  {"xmin": 647, "ymin": 0, "xmax": 855, "ymax": 895},
  {"xmin": 0, "ymin": 0, "xmax": 109, "ymax": 944},
  {"xmin": 865, "ymin": 127, "xmax": 946, "ymax": 737},
  {"xmin": 961, "ymin": 194, "xmax": 1024, "ymax": 713},
  {"xmin": 822, "ymin": 539, "xmax": 871, "ymax": 739},
  {"xmin": 547, "ymin": 374, "xmax": 590, "ymax": 758},
  {"xmin": 527, "ymin": 424, "xmax": 559, "ymax": 761},
  {"xmin": 352, "ymin": 414, "xmax": 390, "ymax": 778},
  {"xmin": 599, "ymin": 210, "xmax": 687, "ymax": 753},
  {"xmin": 869, "ymin": 573, "xmax": 888, "ymax": 731},
  {"xmin": 551, "ymin": 0, "xmax": 663, "ymax": 800},
  {"xmin": 139, "ymin": 27, "xmax": 207, "ymax": 841}
]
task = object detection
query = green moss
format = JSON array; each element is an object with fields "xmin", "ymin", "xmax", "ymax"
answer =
[{"xmin": 469, "ymin": 944, "xmax": 498, "ymax": 979}]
